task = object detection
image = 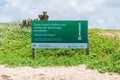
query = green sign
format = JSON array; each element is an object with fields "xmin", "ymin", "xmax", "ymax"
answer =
[{"xmin": 32, "ymin": 20, "xmax": 88, "ymax": 48}]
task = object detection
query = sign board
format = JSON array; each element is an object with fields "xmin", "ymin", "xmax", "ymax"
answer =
[{"xmin": 32, "ymin": 20, "xmax": 88, "ymax": 48}]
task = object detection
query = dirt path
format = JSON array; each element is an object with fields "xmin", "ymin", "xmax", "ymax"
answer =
[{"xmin": 0, "ymin": 65, "xmax": 119, "ymax": 80}]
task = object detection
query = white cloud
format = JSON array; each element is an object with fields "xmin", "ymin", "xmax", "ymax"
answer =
[
  {"xmin": 104, "ymin": 0, "xmax": 120, "ymax": 7},
  {"xmin": 0, "ymin": 0, "xmax": 120, "ymax": 29},
  {"xmin": 0, "ymin": 14, "xmax": 13, "ymax": 22}
]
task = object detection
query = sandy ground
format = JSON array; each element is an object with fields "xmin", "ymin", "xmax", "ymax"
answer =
[
  {"xmin": 0, "ymin": 65, "xmax": 119, "ymax": 80},
  {"xmin": 97, "ymin": 32, "xmax": 120, "ymax": 40}
]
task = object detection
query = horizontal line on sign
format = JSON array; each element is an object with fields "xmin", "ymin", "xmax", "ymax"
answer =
[{"xmin": 32, "ymin": 43, "xmax": 88, "ymax": 49}]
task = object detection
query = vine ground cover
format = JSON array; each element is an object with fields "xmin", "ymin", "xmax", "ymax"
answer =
[{"xmin": 0, "ymin": 23, "xmax": 120, "ymax": 74}]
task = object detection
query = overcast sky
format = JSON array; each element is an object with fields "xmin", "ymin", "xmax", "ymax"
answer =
[{"xmin": 0, "ymin": 0, "xmax": 120, "ymax": 29}]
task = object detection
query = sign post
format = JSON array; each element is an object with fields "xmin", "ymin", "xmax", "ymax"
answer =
[
  {"xmin": 32, "ymin": 48, "xmax": 35, "ymax": 59},
  {"xmin": 32, "ymin": 20, "xmax": 89, "ymax": 58}
]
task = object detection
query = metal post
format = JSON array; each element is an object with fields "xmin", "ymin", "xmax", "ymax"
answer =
[
  {"xmin": 32, "ymin": 48, "xmax": 35, "ymax": 59},
  {"xmin": 86, "ymin": 42, "xmax": 90, "ymax": 55},
  {"xmin": 86, "ymin": 23, "xmax": 90, "ymax": 55}
]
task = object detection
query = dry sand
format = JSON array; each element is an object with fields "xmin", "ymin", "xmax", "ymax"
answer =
[{"xmin": 0, "ymin": 65, "xmax": 119, "ymax": 80}]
